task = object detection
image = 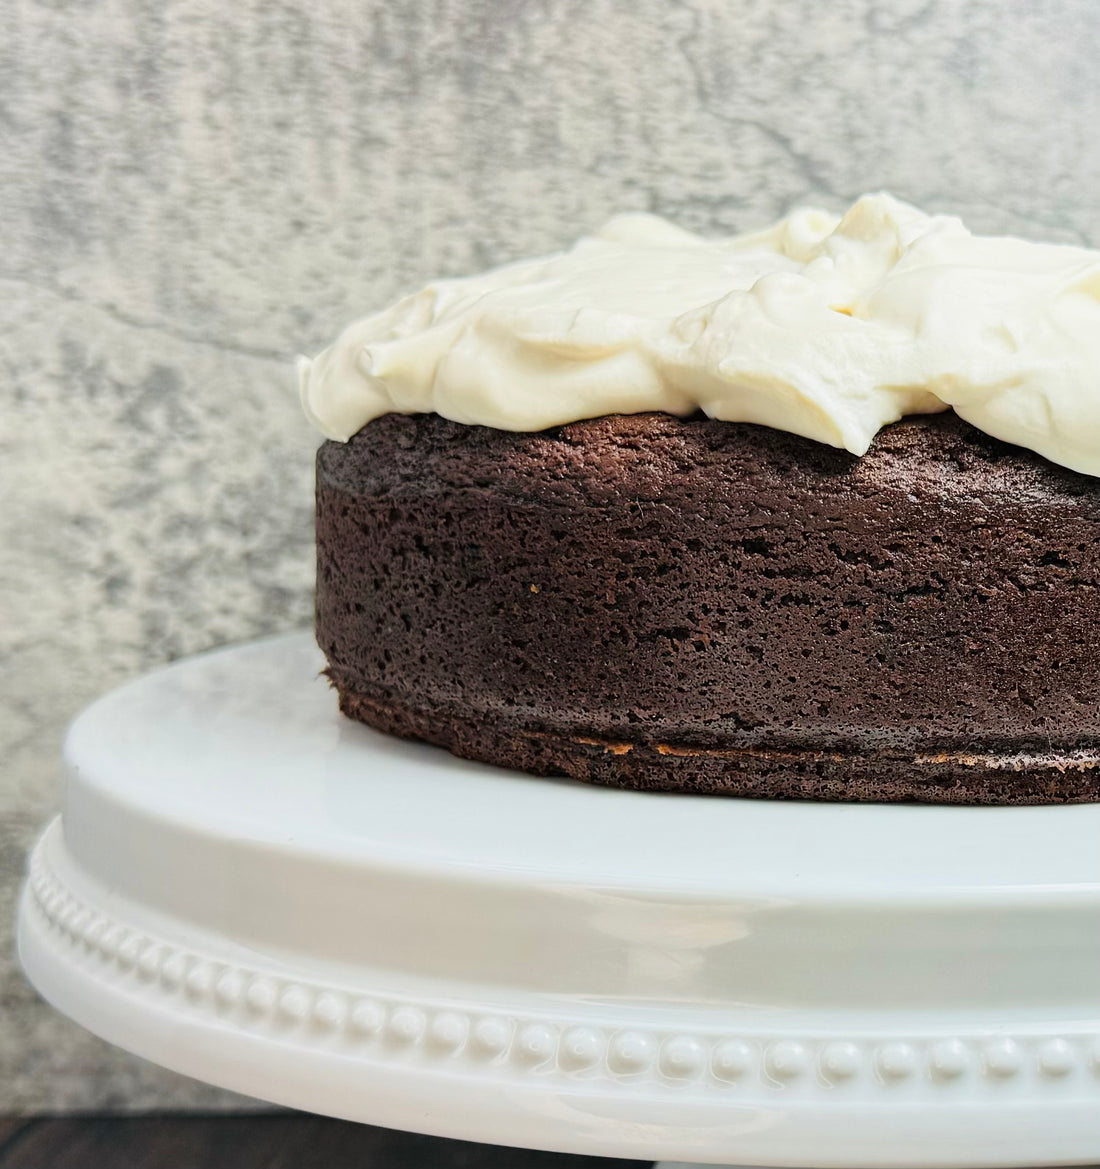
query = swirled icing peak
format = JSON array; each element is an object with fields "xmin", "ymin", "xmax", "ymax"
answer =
[{"xmin": 299, "ymin": 193, "xmax": 1100, "ymax": 476}]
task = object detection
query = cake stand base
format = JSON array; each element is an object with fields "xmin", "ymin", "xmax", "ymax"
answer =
[
  {"xmin": 656, "ymin": 1164, "xmax": 770, "ymax": 1169},
  {"xmin": 17, "ymin": 635, "xmax": 1100, "ymax": 1167},
  {"xmin": 656, "ymin": 1163, "xmax": 764, "ymax": 1169}
]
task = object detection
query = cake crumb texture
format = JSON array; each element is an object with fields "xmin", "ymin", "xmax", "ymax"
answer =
[{"xmin": 317, "ymin": 412, "xmax": 1100, "ymax": 803}]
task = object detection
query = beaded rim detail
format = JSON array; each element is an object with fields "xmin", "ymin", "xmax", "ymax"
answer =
[{"xmin": 24, "ymin": 844, "xmax": 1100, "ymax": 1093}]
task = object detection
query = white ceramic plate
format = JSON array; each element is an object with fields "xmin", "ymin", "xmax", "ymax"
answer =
[{"xmin": 17, "ymin": 635, "xmax": 1100, "ymax": 1167}]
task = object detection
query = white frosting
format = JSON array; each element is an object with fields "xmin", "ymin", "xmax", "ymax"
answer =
[{"xmin": 299, "ymin": 193, "xmax": 1100, "ymax": 477}]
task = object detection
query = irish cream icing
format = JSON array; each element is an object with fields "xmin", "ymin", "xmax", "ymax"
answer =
[{"xmin": 299, "ymin": 193, "xmax": 1100, "ymax": 476}]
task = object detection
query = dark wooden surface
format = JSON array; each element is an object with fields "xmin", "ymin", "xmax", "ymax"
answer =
[{"xmin": 0, "ymin": 1115, "xmax": 647, "ymax": 1169}]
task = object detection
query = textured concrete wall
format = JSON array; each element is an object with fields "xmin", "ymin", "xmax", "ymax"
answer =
[{"xmin": 3, "ymin": 0, "xmax": 1100, "ymax": 1112}]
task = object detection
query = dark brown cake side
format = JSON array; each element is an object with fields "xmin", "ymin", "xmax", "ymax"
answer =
[{"xmin": 315, "ymin": 411, "xmax": 1100, "ymax": 804}]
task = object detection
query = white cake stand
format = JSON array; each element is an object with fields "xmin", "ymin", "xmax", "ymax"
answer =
[{"xmin": 17, "ymin": 635, "xmax": 1100, "ymax": 1168}]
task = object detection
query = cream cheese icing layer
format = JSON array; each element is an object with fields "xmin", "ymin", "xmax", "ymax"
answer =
[{"xmin": 299, "ymin": 193, "xmax": 1100, "ymax": 477}]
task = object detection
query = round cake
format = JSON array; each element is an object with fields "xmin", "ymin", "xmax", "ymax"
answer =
[
  {"xmin": 301, "ymin": 193, "xmax": 1100, "ymax": 804},
  {"xmin": 316, "ymin": 410, "xmax": 1100, "ymax": 804}
]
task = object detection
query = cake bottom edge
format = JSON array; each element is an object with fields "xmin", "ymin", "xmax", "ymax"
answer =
[{"xmin": 333, "ymin": 685, "xmax": 1100, "ymax": 806}]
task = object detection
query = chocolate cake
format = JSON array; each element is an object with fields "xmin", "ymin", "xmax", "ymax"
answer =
[
  {"xmin": 316, "ymin": 410, "xmax": 1100, "ymax": 804},
  {"xmin": 302, "ymin": 193, "xmax": 1100, "ymax": 803}
]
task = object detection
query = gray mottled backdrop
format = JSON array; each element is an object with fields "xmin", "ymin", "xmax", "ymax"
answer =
[{"xmin": 3, "ymin": 0, "xmax": 1100, "ymax": 1112}]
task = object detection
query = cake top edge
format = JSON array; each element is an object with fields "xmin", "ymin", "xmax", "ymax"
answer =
[{"xmin": 298, "ymin": 193, "xmax": 1100, "ymax": 478}]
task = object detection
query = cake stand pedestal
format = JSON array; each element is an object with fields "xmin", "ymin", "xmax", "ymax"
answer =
[{"xmin": 17, "ymin": 635, "xmax": 1100, "ymax": 1168}]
